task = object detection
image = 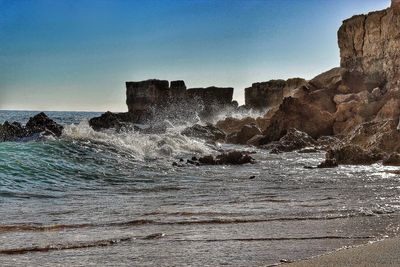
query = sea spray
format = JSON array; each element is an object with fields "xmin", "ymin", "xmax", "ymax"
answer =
[{"xmin": 62, "ymin": 120, "xmax": 214, "ymax": 161}]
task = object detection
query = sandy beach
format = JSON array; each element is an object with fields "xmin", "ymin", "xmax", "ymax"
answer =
[{"xmin": 283, "ymin": 237, "xmax": 400, "ymax": 267}]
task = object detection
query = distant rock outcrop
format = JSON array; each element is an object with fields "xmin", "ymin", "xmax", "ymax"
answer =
[
  {"xmin": 91, "ymin": 79, "xmax": 235, "ymax": 130},
  {"xmin": 244, "ymin": 78, "xmax": 307, "ymax": 110},
  {"xmin": 0, "ymin": 112, "xmax": 63, "ymax": 142}
]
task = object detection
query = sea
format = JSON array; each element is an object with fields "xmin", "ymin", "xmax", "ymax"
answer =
[{"xmin": 1, "ymin": 110, "xmax": 400, "ymax": 267}]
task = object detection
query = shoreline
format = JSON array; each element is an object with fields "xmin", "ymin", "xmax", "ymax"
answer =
[{"xmin": 281, "ymin": 236, "xmax": 400, "ymax": 267}]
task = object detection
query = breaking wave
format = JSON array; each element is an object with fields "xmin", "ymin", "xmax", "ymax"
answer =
[{"xmin": 62, "ymin": 120, "xmax": 215, "ymax": 161}]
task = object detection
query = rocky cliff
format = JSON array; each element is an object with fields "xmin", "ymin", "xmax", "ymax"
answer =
[{"xmin": 338, "ymin": 0, "xmax": 400, "ymax": 91}]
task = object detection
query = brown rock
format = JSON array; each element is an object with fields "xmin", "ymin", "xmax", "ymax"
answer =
[
  {"xmin": 262, "ymin": 128, "xmax": 317, "ymax": 153},
  {"xmin": 338, "ymin": 3, "xmax": 400, "ymax": 91},
  {"xmin": 383, "ymin": 153, "xmax": 400, "ymax": 166},
  {"xmin": 261, "ymin": 97, "xmax": 335, "ymax": 143},
  {"xmin": 309, "ymin": 67, "xmax": 344, "ymax": 91},
  {"xmin": 344, "ymin": 119, "xmax": 400, "ymax": 154},
  {"xmin": 236, "ymin": 124, "xmax": 262, "ymax": 144},
  {"xmin": 325, "ymin": 144, "xmax": 384, "ymax": 165},
  {"xmin": 244, "ymin": 78, "xmax": 307, "ymax": 110},
  {"xmin": 181, "ymin": 124, "xmax": 226, "ymax": 142},
  {"xmin": 246, "ymin": 134, "xmax": 265, "ymax": 146}
]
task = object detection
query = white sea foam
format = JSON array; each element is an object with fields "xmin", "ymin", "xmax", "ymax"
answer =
[{"xmin": 62, "ymin": 120, "xmax": 214, "ymax": 161}]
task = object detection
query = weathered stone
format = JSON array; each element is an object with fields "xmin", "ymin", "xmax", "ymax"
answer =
[
  {"xmin": 309, "ymin": 67, "xmax": 344, "ymax": 91},
  {"xmin": 0, "ymin": 113, "xmax": 63, "ymax": 142},
  {"xmin": 126, "ymin": 79, "xmax": 170, "ymax": 113},
  {"xmin": 317, "ymin": 158, "xmax": 338, "ymax": 168},
  {"xmin": 261, "ymin": 97, "xmax": 335, "ymax": 143},
  {"xmin": 25, "ymin": 112, "xmax": 63, "ymax": 137},
  {"xmin": 338, "ymin": 2, "xmax": 400, "ymax": 91},
  {"xmin": 0, "ymin": 122, "xmax": 27, "ymax": 141},
  {"xmin": 181, "ymin": 124, "xmax": 226, "ymax": 141},
  {"xmin": 236, "ymin": 124, "xmax": 262, "ymax": 145},
  {"xmin": 246, "ymin": 134, "xmax": 265, "ymax": 146},
  {"xmin": 245, "ymin": 78, "xmax": 307, "ymax": 110},
  {"xmin": 325, "ymin": 144, "xmax": 384, "ymax": 165},
  {"xmin": 262, "ymin": 128, "xmax": 317, "ymax": 153},
  {"xmin": 344, "ymin": 119, "xmax": 400, "ymax": 154},
  {"xmin": 383, "ymin": 153, "xmax": 400, "ymax": 166},
  {"xmin": 215, "ymin": 151, "xmax": 255, "ymax": 165},
  {"xmin": 197, "ymin": 151, "xmax": 255, "ymax": 165},
  {"xmin": 89, "ymin": 111, "xmax": 124, "ymax": 131}
]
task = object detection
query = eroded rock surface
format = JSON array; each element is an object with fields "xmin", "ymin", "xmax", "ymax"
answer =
[{"xmin": 0, "ymin": 112, "xmax": 63, "ymax": 142}]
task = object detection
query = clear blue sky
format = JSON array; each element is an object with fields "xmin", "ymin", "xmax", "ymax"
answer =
[{"xmin": 0, "ymin": 0, "xmax": 391, "ymax": 111}]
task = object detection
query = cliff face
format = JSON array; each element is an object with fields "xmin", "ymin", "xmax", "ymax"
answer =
[{"xmin": 338, "ymin": 0, "xmax": 400, "ymax": 91}]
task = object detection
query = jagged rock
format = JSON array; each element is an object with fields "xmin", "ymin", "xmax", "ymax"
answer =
[
  {"xmin": 344, "ymin": 119, "xmax": 400, "ymax": 154},
  {"xmin": 89, "ymin": 111, "xmax": 124, "ymax": 131},
  {"xmin": 236, "ymin": 124, "xmax": 262, "ymax": 145},
  {"xmin": 216, "ymin": 151, "xmax": 255, "ymax": 165},
  {"xmin": 246, "ymin": 134, "xmax": 265, "ymax": 146},
  {"xmin": 324, "ymin": 144, "xmax": 384, "ymax": 165},
  {"xmin": 245, "ymin": 78, "xmax": 307, "ymax": 110},
  {"xmin": 262, "ymin": 128, "xmax": 317, "ymax": 153},
  {"xmin": 0, "ymin": 113, "xmax": 63, "ymax": 142},
  {"xmin": 316, "ymin": 136, "xmax": 342, "ymax": 150},
  {"xmin": 216, "ymin": 117, "xmax": 267, "ymax": 135},
  {"xmin": 26, "ymin": 112, "xmax": 63, "ymax": 137},
  {"xmin": 0, "ymin": 122, "xmax": 27, "ymax": 141},
  {"xmin": 181, "ymin": 124, "xmax": 225, "ymax": 141},
  {"xmin": 317, "ymin": 158, "xmax": 338, "ymax": 168},
  {"xmin": 383, "ymin": 153, "xmax": 400, "ymax": 166},
  {"xmin": 261, "ymin": 97, "xmax": 334, "ymax": 144},
  {"xmin": 198, "ymin": 151, "xmax": 255, "ymax": 165}
]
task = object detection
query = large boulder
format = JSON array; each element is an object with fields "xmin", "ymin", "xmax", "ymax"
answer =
[
  {"xmin": 25, "ymin": 112, "xmax": 63, "ymax": 137},
  {"xmin": 324, "ymin": 144, "xmax": 384, "ymax": 165},
  {"xmin": 260, "ymin": 97, "xmax": 335, "ymax": 144},
  {"xmin": 181, "ymin": 124, "xmax": 226, "ymax": 141},
  {"xmin": 309, "ymin": 67, "xmax": 345, "ymax": 91},
  {"xmin": 262, "ymin": 128, "xmax": 317, "ymax": 153},
  {"xmin": 235, "ymin": 124, "xmax": 262, "ymax": 145},
  {"xmin": 344, "ymin": 119, "xmax": 400, "ymax": 154},
  {"xmin": 216, "ymin": 117, "xmax": 267, "ymax": 135}
]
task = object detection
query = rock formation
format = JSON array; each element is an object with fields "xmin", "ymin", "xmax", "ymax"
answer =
[
  {"xmin": 338, "ymin": 0, "xmax": 400, "ymax": 91},
  {"xmin": 245, "ymin": 78, "xmax": 307, "ymax": 110},
  {"xmin": 86, "ymin": 0, "xmax": 400, "ymax": 167},
  {"xmin": 0, "ymin": 112, "xmax": 63, "ymax": 142},
  {"xmin": 91, "ymin": 79, "xmax": 235, "ymax": 129}
]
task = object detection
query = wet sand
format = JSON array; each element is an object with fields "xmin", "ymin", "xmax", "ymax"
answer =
[{"xmin": 283, "ymin": 237, "xmax": 400, "ymax": 267}]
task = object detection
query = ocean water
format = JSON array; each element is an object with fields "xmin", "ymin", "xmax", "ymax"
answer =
[{"xmin": 1, "ymin": 110, "xmax": 400, "ymax": 267}]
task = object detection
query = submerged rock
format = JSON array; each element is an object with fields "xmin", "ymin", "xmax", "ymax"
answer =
[
  {"xmin": 317, "ymin": 158, "xmax": 338, "ymax": 168},
  {"xmin": 0, "ymin": 112, "xmax": 63, "ymax": 142},
  {"xmin": 175, "ymin": 151, "xmax": 256, "ymax": 166}
]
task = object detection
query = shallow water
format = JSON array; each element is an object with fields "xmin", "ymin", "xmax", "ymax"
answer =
[{"xmin": 1, "ymin": 110, "xmax": 400, "ymax": 266}]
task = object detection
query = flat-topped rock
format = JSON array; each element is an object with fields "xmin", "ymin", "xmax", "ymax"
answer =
[{"xmin": 245, "ymin": 78, "xmax": 307, "ymax": 110}]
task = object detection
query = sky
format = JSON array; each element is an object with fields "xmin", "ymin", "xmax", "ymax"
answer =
[{"xmin": 0, "ymin": 0, "xmax": 391, "ymax": 112}]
